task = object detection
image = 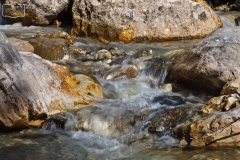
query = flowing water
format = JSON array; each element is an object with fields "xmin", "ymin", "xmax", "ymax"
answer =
[
  {"xmin": 0, "ymin": 14, "xmax": 240, "ymax": 159},
  {"xmin": 216, "ymin": 11, "xmax": 240, "ymax": 28}
]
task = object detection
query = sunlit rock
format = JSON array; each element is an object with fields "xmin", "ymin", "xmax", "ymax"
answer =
[
  {"xmin": 173, "ymin": 108, "xmax": 240, "ymax": 147},
  {"xmin": 201, "ymin": 95, "xmax": 239, "ymax": 114},
  {"xmin": 26, "ymin": 37, "xmax": 68, "ymax": 61},
  {"xmin": 3, "ymin": 0, "xmax": 69, "ymax": 25},
  {"xmin": 201, "ymin": 96, "xmax": 226, "ymax": 114},
  {"xmin": 215, "ymin": 4, "xmax": 231, "ymax": 11},
  {"xmin": 35, "ymin": 31, "xmax": 74, "ymax": 45},
  {"xmin": 0, "ymin": 31, "xmax": 102, "ymax": 131},
  {"xmin": 74, "ymin": 74, "xmax": 103, "ymax": 105},
  {"xmin": 172, "ymin": 93, "xmax": 240, "ymax": 147},
  {"xmin": 166, "ymin": 27, "xmax": 240, "ymax": 94},
  {"xmin": 71, "ymin": 0, "xmax": 222, "ymax": 42},
  {"xmin": 106, "ymin": 65, "xmax": 138, "ymax": 80}
]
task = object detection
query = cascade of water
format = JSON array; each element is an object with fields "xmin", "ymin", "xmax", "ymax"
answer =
[
  {"xmin": 220, "ymin": 16, "xmax": 236, "ymax": 28},
  {"xmin": 216, "ymin": 11, "xmax": 240, "ymax": 28},
  {"xmin": 137, "ymin": 58, "xmax": 169, "ymax": 88}
]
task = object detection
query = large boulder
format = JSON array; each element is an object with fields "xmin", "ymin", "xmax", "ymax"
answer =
[
  {"xmin": 71, "ymin": 0, "xmax": 222, "ymax": 43},
  {"xmin": 2, "ymin": 0, "xmax": 69, "ymax": 25},
  {"xmin": 166, "ymin": 27, "xmax": 240, "ymax": 94},
  {"xmin": 0, "ymin": 31, "xmax": 102, "ymax": 131},
  {"xmin": 172, "ymin": 107, "xmax": 240, "ymax": 147}
]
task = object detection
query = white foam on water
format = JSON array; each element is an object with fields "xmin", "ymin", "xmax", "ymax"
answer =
[
  {"xmin": 153, "ymin": 135, "xmax": 182, "ymax": 149},
  {"xmin": 216, "ymin": 11, "xmax": 236, "ymax": 28},
  {"xmin": 0, "ymin": 22, "xmax": 41, "ymax": 32},
  {"xmin": 71, "ymin": 130, "xmax": 124, "ymax": 154},
  {"xmin": 72, "ymin": 42, "xmax": 87, "ymax": 46}
]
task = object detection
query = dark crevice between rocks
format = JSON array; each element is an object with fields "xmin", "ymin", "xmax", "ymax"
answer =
[
  {"xmin": 165, "ymin": 72, "xmax": 223, "ymax": 96},
  {"xmin": 51, "ymin": 0, "xmax": 74, "ymax": 26},
  {"xmin": 210, "ymin": 0, "xmax": 236, "ymax": 7},
  {"xmin": 0, "ymin": 0, "xmax": 6, "ymax": 25}
]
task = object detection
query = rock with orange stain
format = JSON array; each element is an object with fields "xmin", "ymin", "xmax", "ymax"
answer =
[
  {"xmin": 0, "ymin": 31, "xmax": 102, "ymax": 131},
  {"xmin": 71, "ymin": 0, "xmax": 222, "ymax": 43},
  {"xmin": 2, "ymin": 0, "xmax": 69, "ymax": 26},
  {"xmin": 28, "ymin": 120, "xmax": 44, "ymax": 127},
  {"xmin": 119, "ymin": 28, "xmax": 134, "ymax": 43}
]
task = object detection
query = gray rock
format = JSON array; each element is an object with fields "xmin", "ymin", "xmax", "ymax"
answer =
[
  {"xmin": 0, "ymin": 31, "xmax": 102, "ymax": 131},
  {"xmin": 167, "ymin": 27, "xmax": 240, "ymax": 94},
  {"xmin": 71, "ymin": 0, "xmax": 222, "ymax": 42},
  {"xmin": 173, "ymin": 108, "xmax": 240, "ymax": 147}
]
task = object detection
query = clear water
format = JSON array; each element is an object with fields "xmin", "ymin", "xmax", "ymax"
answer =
[{"xmin": 0, "ymin": 15, "xmax": 238, "ymax": 159}]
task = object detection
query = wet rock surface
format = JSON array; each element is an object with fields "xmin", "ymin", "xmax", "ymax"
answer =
[
  {"xmin": 172, "ymin": 93, "xmax": 240, "ymax": 147},
  {"xmin": 25, "ymin": 31, "xmax": 74, "ymax": 61},
  {"xmin": 71, "ymin": 0, "xmax": 222, "ymax": 42},
  {"xmin": 201, "ymin": 94, "xmax": 239, "ymax": 114},
  {"xmin": 173, "ymin": 108, "xmax": 240, "ymax": 147},
  {"xmin": 165, "ymin": 27, "xmax": 240, "ymax": 94},
  {"xmin": 26, "ymin": 37, "xmax": 68, "ymax": 61},
  {"xmin": 0, "ymin": 31, "xmax": 102, "ymax": 131},
  {"xmin": 146, "ymin": 108, "xmax": 182, "ymax": 135}
]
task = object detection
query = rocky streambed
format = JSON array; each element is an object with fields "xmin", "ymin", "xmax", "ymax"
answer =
[{"xmin": 1, "ymin": 0, "xmax": 240, "ymax": 159}]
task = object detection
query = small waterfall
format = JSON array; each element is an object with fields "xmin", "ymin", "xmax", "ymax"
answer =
[
  {"xmin": 0, "ymin": 2, "xmax": 5, "ymax": 25},
  {"xmin": 138, "ymin": 58, "xmax": 169, "ymax": 88},
  {"xmin": 216, "ymin": 11, "xmax": 240, "ymax": 28},
  {"xmin": 220, "ymin": 16, "xmax": 235, "ymax": 28}
]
